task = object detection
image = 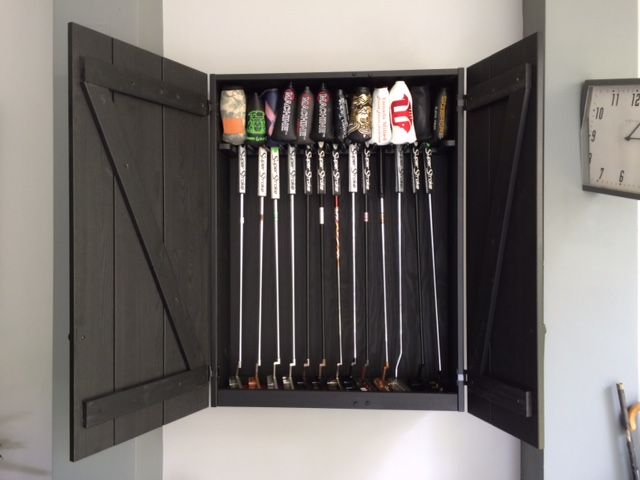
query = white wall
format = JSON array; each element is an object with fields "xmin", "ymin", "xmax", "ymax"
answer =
[
  {"xmin": 543, "ymin": 0, "xmax": 638, "ymax": 479},
  {"xmin": 52, "ymin": 0, "xmax": 163, "ymax": 478},
  {"xmin": 0, "ymin": 1, "xmax": 53, "ymax": 478},
  {"xmin": 162, "ymin": 1, "xmax": 523, "ymax": 479}
]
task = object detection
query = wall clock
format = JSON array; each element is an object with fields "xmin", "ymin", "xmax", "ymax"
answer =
[{"xmin": 581, "ymin": 79, "xmax": 640, "ymax": 199}]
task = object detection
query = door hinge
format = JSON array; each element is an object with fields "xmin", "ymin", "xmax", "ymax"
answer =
[
  {"xmin": 458, "ymin": 370, "xmax": 469, "ymax": 385},
  {"xmin": 459, "ymin": 94, "xmax": 467, "ymax": 111},
  {"xmin": 207, "ymin": 100, "xmax": 213, "ymax": 115}
]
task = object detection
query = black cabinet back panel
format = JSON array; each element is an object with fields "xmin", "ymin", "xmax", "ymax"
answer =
[
  {"xmin": 69, "ymin": 23, "xmax": 210, "ymax": 460},
  {"xmin": 212, "ymin": 72, "xmax": 464, "ymax": 409}
]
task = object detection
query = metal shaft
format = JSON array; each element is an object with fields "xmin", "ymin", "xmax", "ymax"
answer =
[
  {"xmin": 362, "ymin": 146, "xmax": 371, "ymax": 377},
  {"xmin": 424, "ymin": 145, "xmax": 442, "ymax": 372},
  {"xmin": 255, "ymin": 146, "xmax": 268, "ymax": 385},
  {"xmin": 257, "ymin": 196, "xmax": 265, "ymax": 378},
  {"xmin": 332, "ymin": 145, "xmax": 343, "ymax": 382},
  {"xmin": 379, "ymin": 147, "xmax": 390, "ymax": 368},
  {"xmin": 348, "ymin": 143, "xmax": 358, "ymax": 371},
  {"xmin": 288, "ymin": 145, "xmax": 297, "ymax": 381},
  {"xmin": 335, "ymin": 194, "xmax": 343, "ymax": 380},
  {"xmin": 411, "ymin": 145, "xmax": 426, "ymax": 372},
  {"xmin": 394, "ymin": 190, "xmax": 403, "ymax": 378},
  {"xmin": 394, "ymin": 145, "xmax": 404, "ymax": 379},
  {"xmin": 317, "ymin": 143, "xmax": 327, "ymax": 379},
  {"xmin": 237, "ymin": 145, "xmax": 247, "ymax": 377},
  {"xmin": 271, "ymin": 147, "xmax": 281, "ymax": 386}
]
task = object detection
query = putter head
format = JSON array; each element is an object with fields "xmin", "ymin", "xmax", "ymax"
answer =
[
  {"xmin": 326, "ymin": 377, "xmax": 342, "ymax": 391},
  {"xmin": 267, "ymin": 375, "xmax": 279, "ymax": 390},
  {"xmin": 373, "ymin": 364, "xmax": 392, "ymax": 392},
  {"xmin": 249, "ymin": 365, "xmax": 262, "ymax": 390},
  {"xmin": 388, "ymin": 378, "xmax": 411, "ymax": 393},
  {"xmin": 228, "ymin": 375, "xmax": 243, "ymax": 389},
  {"xmin": 282, "ymin": 376, "xmax": 294, "ymax": 390},
  {"xmin": 356, "ymin": 364, "xmax": 374, "ymax": 391}
]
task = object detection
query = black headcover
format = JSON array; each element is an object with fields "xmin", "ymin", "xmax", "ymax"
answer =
[
  {"xmin": 311, "ymin": 83, "xmax": 334, "ymax": 142},
  {"xmin": 334, "ymin": 89, "xmax": 349, "ymax": 143},
  {"xmin": 245, "ymin": 92, "xmax": 267, "ymax": 145},
  {"xmin": 296, "ymin": 86, "xmax": 314, "ymax": 145},
  {"xmin": 410, "ymin": 85, "xmax": 432, "ymax": 142},
  {"xmin": 273, "ymin": 83, "xmax": 297, "ymax": 143}
]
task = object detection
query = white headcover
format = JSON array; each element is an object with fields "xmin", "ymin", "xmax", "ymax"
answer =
[
  {"xmin": 389, "ymin": 81, "xmax": 417, "ymax": 145},
  {"xmin": 370, "ymin": 87, "xmax": 392, "ymax": 146}
]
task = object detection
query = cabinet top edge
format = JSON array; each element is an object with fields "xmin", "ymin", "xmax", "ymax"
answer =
[{"xmin": 212, "ymin": 68, "xmax": 462, "ymax": 82}]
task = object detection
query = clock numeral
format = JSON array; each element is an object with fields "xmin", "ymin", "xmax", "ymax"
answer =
[
  {"xmin": 599, "ymin": 167, "xmax": 605, "ymax": 180},
  {"xmin": 619, "ymin": 170, "xmax": 625, "ymax": 183},
  {"xmin": 590, "ymin": 129, "xmax": 597, "ymax": 142},
  {"xmin": 632, "ymin": 93, "xmax": 640, "ymax": 107},
  {"xmin": 593, "ymin": 107, "xmax": 604, "ymax": 119},
  {"xmin": 612, "ymin": 92, "xmax": 620, "ymax": 106}
]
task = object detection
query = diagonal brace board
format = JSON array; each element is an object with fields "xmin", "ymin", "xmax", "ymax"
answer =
[
  {"xmin": 83, "ymin": 56, "xmax": 209, "ymax": 116},
  {"xmin": 467, "ymin": 63, "xmax": 532, "ymax": 413},
  {"xmin": 83, "ymin": 82, "xmax": 205, "ymax": 371}
]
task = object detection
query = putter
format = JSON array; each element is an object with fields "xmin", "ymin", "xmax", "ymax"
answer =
[
  {"xmin": 300, "ymin": 146, "xmax": 313, "ymax": 388},
  {"xmin": 220, "ymin": 87, "xmax": 248, "ymax": 389},
  {"xmin": 315, "ymin": 142, "xmax": 328, "ymax": 389},
  {"xmin": 357, "ymin": 144, "xmax": 375, "ymax": 391},
  {"xmin": 388, "ymin": 80, "xmax": 417, "ymax": 392},
  {"xmin": 326, "ymin": 90, "xmax": 349, "ymax": 391},
  {"xmin": 370, "ymin": 87, "xmax": 393, "ymax": 392},
  {"xmin": 273, "ymin": 84, "xmax": 301, "ymax": 390},
  {"xmin": 310, "ymin": 84, "xmax": 333, "ymax": 389},
  {"xmin": 267, "ymin": 145, "xmax": 282, "ymax": 390},
  {"xmin": 408, "ymin": 85, "xmax": 430, "ymax": 390},
  {"xmin": 250, "ymin": 145, "xmax": 268, "ymax": 390},
  {"xmin": 347, "ymin": 87, "xmax": 373, "ymax": 390},
  {"xmin": 327, "ymin": 145, "xmax": 343, "ymax": 391},
  {"xmin": 283, "ymin": 144, "xmax": 297, "ymax": 390},
  {"xmin": 231, "ymin": 143, "xmax": 247, "ymax": 389}
]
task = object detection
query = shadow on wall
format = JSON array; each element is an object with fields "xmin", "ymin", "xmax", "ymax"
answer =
[{"xmin": 0, "ymin": 413, "xmax": 51, "ymax": 477}]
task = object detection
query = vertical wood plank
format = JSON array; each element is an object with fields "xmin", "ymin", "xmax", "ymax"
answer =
[
  {"xmin": 70, "ymin": 23, "xmax": 115, "ymax": 460},
  {"xmin": 163, "ymin": 59, "xmax": 211, "ymax": 422},
  {"xmin": 112, "ymin": 39, "xmax": 164, "ymax": 443}
]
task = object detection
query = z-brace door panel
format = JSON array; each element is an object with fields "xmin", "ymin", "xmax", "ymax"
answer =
[
  {"xmin": 69, "ymin": 23, "xmax": 211, "ymax": 460},
  {"xmin": 466, "ymin": 34, "xmax": 542, "ymax": 448}
]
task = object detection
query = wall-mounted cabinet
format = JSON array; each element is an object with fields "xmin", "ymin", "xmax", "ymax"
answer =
[{"xmin": 69, "ymin": 22, "xmax": 542, "ymax": 460}]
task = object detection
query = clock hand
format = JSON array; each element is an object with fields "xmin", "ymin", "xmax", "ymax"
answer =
[{"xmin": 624, "ymin": 121, "xmax": 640, "ymax": 141}]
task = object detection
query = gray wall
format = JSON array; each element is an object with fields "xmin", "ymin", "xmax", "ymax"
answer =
[
  {"xmin": 52, "ymin": 0, "xmax": 163, "ymax": 478},
  {"xmin": 0, "ymin": 1, "xmax": 53, "ymax": 478},
  {"xmin": 540, "ymin": 0, "xmax": 638, "ymax": 478}
]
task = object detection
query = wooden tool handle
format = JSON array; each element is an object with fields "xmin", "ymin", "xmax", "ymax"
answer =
[{"xmin": 629, "ymin": 403, "xmax": 640, "ymax": 432}]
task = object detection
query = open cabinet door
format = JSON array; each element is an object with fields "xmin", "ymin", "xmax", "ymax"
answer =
[
  {"xmin": 69, "ymin": 23, "xmax": 212, "ymax": 460},
  {"xmin": 466, "ymin": 33, "xmax": 543, "ymax": 447}
]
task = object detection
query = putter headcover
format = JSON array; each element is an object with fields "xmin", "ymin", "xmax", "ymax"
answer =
[
  {"xmin": 410, "ymin": 85, "xmax": 432, "ymax": 143},
  {"xmin": 261, "ymin": 88, "xmax": 279, "ymax": 146},
  {"xmin": 273, "ymin": 83, "xmax": 297, "ymax": 143},
  {"xmin": 347, "ymin": 87, "xmax": 372, "ymax": 143},
  {"xmin": 246, "ymin": 92, "xmax": 267, "ymax": 145},
  {"xmin": 370, "ymin": 87, "xmax": 392, "ymax": 146},
  {"xmin": 311, "ymin": 83, "xmax": 334, "ymax": 143},
  {"xmin": 389, "ymin": 81, "xmax": 417, "ymax": 145},
  {"xmin": 334, "ymin": 89, "xmax": 350, "ymax": 143},
  {"xmin": 296, "ymin": 86, "xmax": 314, "ymax": 145},
  {"xmin": 220, "ymin": 88, "xmax": 246, "ymax": 145}
]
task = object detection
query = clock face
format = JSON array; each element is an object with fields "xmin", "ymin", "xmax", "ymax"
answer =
[{"xmin": 583, "ymin": 82, "xmax": 640, "ymax": 197}]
